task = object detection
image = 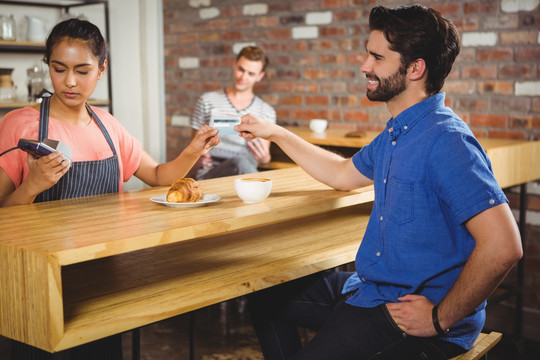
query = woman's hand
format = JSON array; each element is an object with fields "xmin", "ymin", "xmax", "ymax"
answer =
[
  {"xmin": 25, "ymin": 152, "xmax": 71, "ymax": 195},
  {"xmin": 186, "ymin": 125, "xmax": 220, "ymax": 155}
]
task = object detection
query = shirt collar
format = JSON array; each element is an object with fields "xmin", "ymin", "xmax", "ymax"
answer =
[{"xmin": 386, "ymin": 93, "xmax": 446, "ymax": 141}]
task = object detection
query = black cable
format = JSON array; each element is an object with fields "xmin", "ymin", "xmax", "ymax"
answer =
[{"xmin": 0, "ymin": 146, "xmax": 19, "ymax": 157}]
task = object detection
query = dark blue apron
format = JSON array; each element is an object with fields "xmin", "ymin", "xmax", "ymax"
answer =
[{"xmin": 34, "ymin": 94, "xmax": 120, "ymax": 202}]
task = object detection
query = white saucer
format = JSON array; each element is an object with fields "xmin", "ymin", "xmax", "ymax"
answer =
[{"xmin": 150, "ymin": 193, "xmax": 221, "ymax": 208}]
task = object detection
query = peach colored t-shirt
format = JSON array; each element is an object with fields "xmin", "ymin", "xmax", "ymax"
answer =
[{"xmin": 0, "ymin": 106, "xmax": 142, "ymax": 191}]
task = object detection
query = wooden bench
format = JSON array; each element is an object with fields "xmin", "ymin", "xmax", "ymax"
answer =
[{"xmin": 450, "ymin": 332, "xmax": 502, "ymax": 360}]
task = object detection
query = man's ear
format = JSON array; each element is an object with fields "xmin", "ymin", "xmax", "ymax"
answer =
[
  {"xmin": 409, "ymin": 58, "xmax": 426, "ymax": 81},
  {"xmin": 256, "ymin": 71, "xmax": 266, "ymax": 82}
]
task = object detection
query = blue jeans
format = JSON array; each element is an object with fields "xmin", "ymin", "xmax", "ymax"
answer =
[{"xmin": 248, "ymin": 271, "xmax": 465, "ymax": 360}]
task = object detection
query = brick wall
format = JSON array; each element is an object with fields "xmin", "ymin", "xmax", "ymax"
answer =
[{"xmin": 162, "ymin": 0, "xmax": 540, "ymax": 321}]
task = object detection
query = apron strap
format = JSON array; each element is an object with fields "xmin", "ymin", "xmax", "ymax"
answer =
[
  {"xmin": 38, "ymin": 89, "xmax": 53, "ymax": 142},
  {"xmin": 86, "ymin": 104, "xmax": 118, "ymax": 156}
]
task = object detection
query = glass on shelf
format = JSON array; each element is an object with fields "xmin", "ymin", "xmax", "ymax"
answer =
[{"xmin": 0, "ymin": 14, "xmax": 17, "ymax": 41}]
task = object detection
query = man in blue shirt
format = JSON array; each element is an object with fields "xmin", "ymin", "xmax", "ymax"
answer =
[{"xmin": 236, "ymin": 4, "xmax": 522, "ymax": 360}]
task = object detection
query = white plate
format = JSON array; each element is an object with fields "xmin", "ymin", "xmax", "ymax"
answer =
[{"xmin": 150, "ymin": 193, "xmax": 221, "ymax": 208}]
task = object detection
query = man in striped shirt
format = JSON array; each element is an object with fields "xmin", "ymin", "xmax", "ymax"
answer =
[{"xmin": 189, "ymin": 46, "xmax": 276, "ymax": 180}]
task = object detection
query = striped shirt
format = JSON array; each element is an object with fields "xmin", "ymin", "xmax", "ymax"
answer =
[{"xmin": 191, "ymin": 89, "xmax": 276, "ymax": 159}]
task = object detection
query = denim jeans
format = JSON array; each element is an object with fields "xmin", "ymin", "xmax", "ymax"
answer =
[{"xmin": 248, "ymin": 271, "xmax": 465, "ymax": 360}]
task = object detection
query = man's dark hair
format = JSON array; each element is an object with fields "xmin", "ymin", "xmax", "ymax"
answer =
[{"xmin": 369, "ymin": 5, "xmax": 460, "ymax": 95}]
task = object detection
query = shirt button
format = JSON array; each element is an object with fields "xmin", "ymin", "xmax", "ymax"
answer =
[
  {"xmin": 376, "ymin": 252, "xmax": 381, "ymax": 257},
  {"xmin": 403, "ymin": 126, "xmax": 408, "ymax": 130},
  {"xmin": 392, "ymin": 141, "xmax": 396, "ymax": 146},
  {"xmin": 489, "ymin": 199, "xmax": 495, "ymax": 205},
  {"xmin": 380, "ymin": 216, "xmax": 383, "ymax": 221},
  {"xmin": 361, "ymin": 277, "xmax": 366, "ymax": 281},
  {"xmin": 383, "ymin": 179, "xmax": 387, "ymax": 184}
]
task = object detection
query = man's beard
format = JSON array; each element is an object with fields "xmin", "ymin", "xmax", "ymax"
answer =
[{"xmin": 366, "ymin": 64, "xmax": 408, "ymax": 102}]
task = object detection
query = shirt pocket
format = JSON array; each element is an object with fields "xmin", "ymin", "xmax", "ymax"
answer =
[{"xmin": 387, "ymin": 176, "xmax": 414, "ymax": 224}]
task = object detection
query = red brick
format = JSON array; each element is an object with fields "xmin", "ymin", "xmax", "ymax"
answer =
[
  {"xmin": 221, "ymin": 31, "xmax": 242, "ymax": 41},
  {"xmin": 442, "ymin": 81, "xmax": 475, "ymax": 95},
  {"xmin": 232, "ymin": 18, "xmax": 252, "ymax": 28},
  {"xmin": 320, "ymin": 26, "xmax": 346, "ymax": 37},
  {"xmin": 309, "ymin": 40, "xmax": 334, "ymax": 51},
  {"xmin": 268, "ymin": 28, "xmax": 291, "ymax": 40},
  {"xmin": 293, "ymin": 82, "xmax": 319, "ymax": 93},
  {"xmin": 462, "ymin": 65, "xmax": 497, "ymax": 79},
  {"xmin": 477, "ymin": 81, "xmax": 513, "ymax": 95},
  {"xmin": 256, "ymin": 16, "xmax": 279, "ymax": 28},
  {"xmin": 464, "ymin": 2, "xmax": 497, "ymax": 14},
  {"xmin": 200, "ymin": 32, "xmax": 219, "ymax": 42},
  {"xmin": 500, "ymin": 31, "xmax": 538, "ymax": 45},
  {"xmin": 431, "ymin": 3, "xmax": 460, "ymax": 15},
  {"xmin": 322, "ymin": 0, "xmax": 347, "ymax": 9},
  {"xmin": 470, "ymin": 114, "xmax": 507, "ymax": 127},
  {"xmin": 500, "ymin": 64, "xmax": 536, "ymax": 79},
  {"xmin": 282, "ymin": 42, "xmax": 308, "ymax": 52},
  {"xmin": 293, "ymin": 109, "xmax": 321, "ymax": 121},
  {"xmin": 319, "ymin": 54, "xmax": 346, "ymax": 65},
  {"xmin": 509, "ymin": 115, "xmax": 533, "ymax": 129},
  {"xmin": 207, "ymin": 19, "xmax": 229, "ymax": 30},
  {"xmin": 292, "ymin": 55, "xmax": 315, "ymax": 66},
  {"xmin": 451, "ymin": 17, "xmax": 479, "ymax": 32},
  {"xmin": 280, "ymin": 95, "xmax": 303, "ymax": 106},
  {"xmin": 476, "ymin": 48, "xmax": 513, "ymax": 62},
  {"xmin": 455, "ymin": 98, "xmax": 490, "ymax": 112},
  {"xmin": 292, "ymin": 0, "xmax": 319, "ymax": 11},
  {"xmin": 271, "ymin": 82, "xmax": 293, "ymax": 93},
  {"xmin": 533, "ymin": 98, "xmax": 540, "ymax": 113},
  {"xmin": 332, "ymin": 95, "xmax": 358, "ymax": 107},
  {"xmin": 321, "ymin": 82, "xmax": 347, "ymax": 93},
  {"xmin": 304, "ymin": 69, "xmax": 329, "ymax": 79},
  {"xmin": 331, "ymin": 69, "xmax": 357, "ymax": 79},
  {"xmin": 334, "ymin": 10, "xmax": 361, "ymax": 22},
  {"xmin": 179, "ymin": 33, "xmax": 197, "ymax": 44},
  {"xmin": 305, "ymin": 95, "xmax": 330, "ymax": 106},
  {"xmin": 491, "ymin": 97, "xmax": 531, "ymax": 113},
  {"xmin": 343, "ymin": 110, "xmax": 370, "ymax": 122},
  {"xmin": 516, "ymin": 47, "xmax": 540, "ymax": 61},
  {"xmin": 346, "ymin": 53, "xmax": 366, "ymax": 65}
]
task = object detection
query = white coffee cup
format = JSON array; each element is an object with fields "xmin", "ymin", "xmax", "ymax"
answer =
[
  {"xmin": 234, "ymin": 177, "xmax": 272, "ymax": 203},
  {"xmin": 309, "ymin": 119, "xmax": 328, "ymax": 133}
]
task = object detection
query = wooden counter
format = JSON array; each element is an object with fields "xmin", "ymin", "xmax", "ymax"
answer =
[
  {"xmin": 284, "ymin": 126, "xmax": 540, "ymax": 189},
  {"xmin": 0, "ymin": 167, "xmax": 374, "ymax": 352}
]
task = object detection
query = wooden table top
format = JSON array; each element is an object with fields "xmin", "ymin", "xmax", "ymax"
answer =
[
  {"xmin": 0, "ymin": 167, "xmax": 374, "ymax": 266},
  {"xmin": 0, "ymin": 167, "xmax": 375, "ymax": 351},
  {"xmin": 285, "ymin": 126, "xmax": 540, "ymax": 189}
]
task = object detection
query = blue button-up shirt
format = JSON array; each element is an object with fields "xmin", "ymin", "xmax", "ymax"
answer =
[{"xmin": 343, "ymin": 93, "xmax": 507, "ymax": 349}]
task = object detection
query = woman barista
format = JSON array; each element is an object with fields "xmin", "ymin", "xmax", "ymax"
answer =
[
  {"xmin": 0, "ymin": 18, "xmax": 219, "ymax": 358},
  {"xmin": 0, "ymin": 18, "xmax": 219, "ymax": 207}
]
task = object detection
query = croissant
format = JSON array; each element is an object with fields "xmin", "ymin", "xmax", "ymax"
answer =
[{"xmin": 166, "ymin": 178, "xmax": 203, "ymax": 203}]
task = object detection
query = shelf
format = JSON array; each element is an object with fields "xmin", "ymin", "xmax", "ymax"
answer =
[
  {"xmin": 0, "ymin": 99, "xmax": 110, "ymax": 110},
  {"xmin": 0, "ymin": 40, "xmax": 45, "ymax": 52}
]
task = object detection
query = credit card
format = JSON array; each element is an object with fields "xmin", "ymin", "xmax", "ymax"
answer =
[{"xmin": 210, "ymin": 114, "xmax": 241, "ymax": 135}]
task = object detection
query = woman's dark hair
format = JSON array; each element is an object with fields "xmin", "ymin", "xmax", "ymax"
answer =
[
  {"xmin": 43, "ymin": 18, "xmax": 107, "ymax": 67},
  {"xmin": 369, "ymin": 5, "xmax": 460, "ymax": 95}
]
